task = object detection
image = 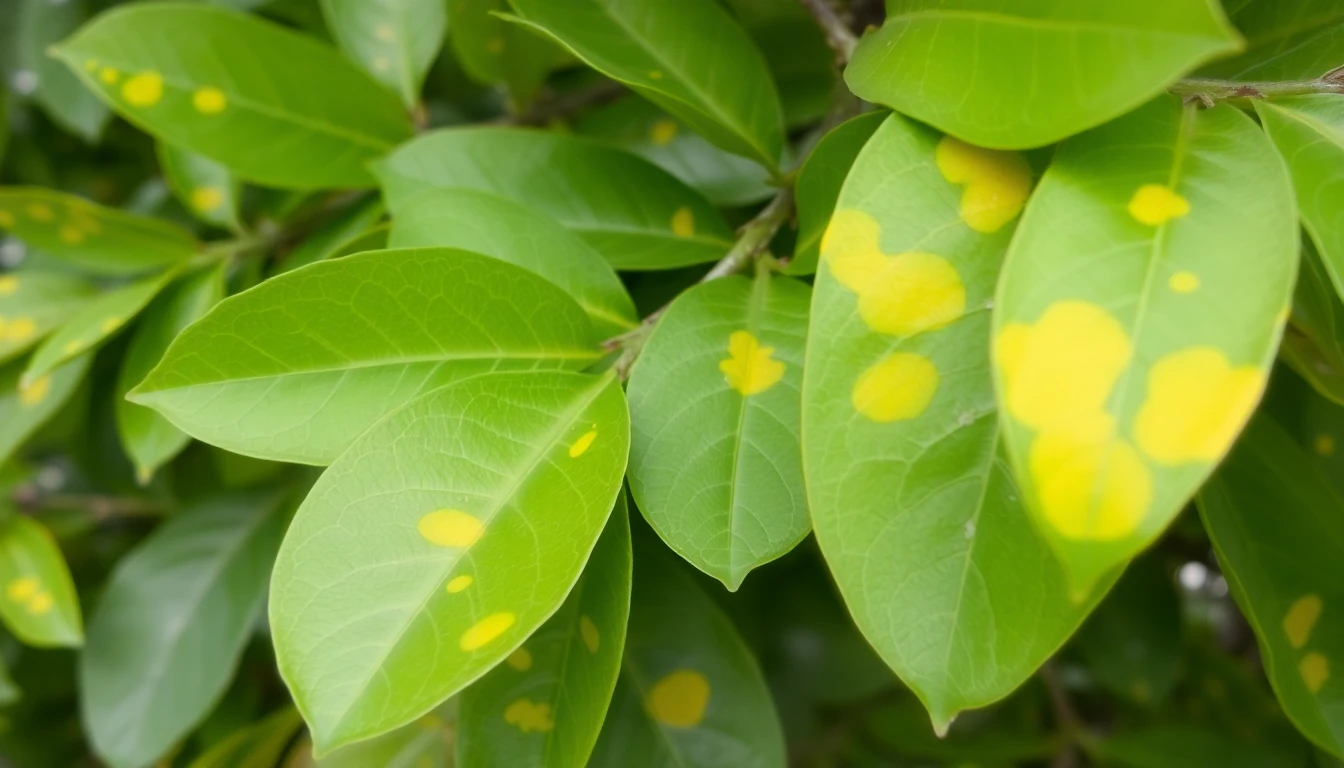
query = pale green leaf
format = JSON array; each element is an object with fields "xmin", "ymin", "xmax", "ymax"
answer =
[
  {"xmin": 628, "ymin": 272, "xmax": 809, "ymax": 590},
  {"xmin": 270, "ymin": 371, "xmax": 629, "ymax": 751},
  {"xmin": 158, "ymin": 142, "xmax": 242, "ymax": 232},
  {"xmin": 0, "ymin": 515, "xmax": 82, "ymax": 648},
  {"xmin": 81, "ymin": 491, "xmax": 290, "ymax": 768},
  {"xmin": 0, "ymin": 271, "xmax": 95, "ymax": 366},
  {"xmin": 447, "ymin": 0, "xmax": 568, "ymax": 108},
  {"xmin": 321, "ymin": 0, "xmax": 446, "ymax": 107},
  {"xmin": 1202, "ymin": 0, "xmax": 1344, "ymax": 80},
  {"xmin": 788, "ymin": 110, "xmax": 885, "ymax": 276},
  {"xmin": 0, "ymin": 354, "xmax": 91, "ymax": 467},
  {"xmin": 17, "ymin": 0, "xmax": 109, "ymax": 141}
]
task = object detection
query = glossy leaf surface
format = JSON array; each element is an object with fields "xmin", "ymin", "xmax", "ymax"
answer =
[
  {"xmin": 1203, "ymin": 0, "xmax": 1344, "ymax": 80},
  {"xmin": 0, "ymin": 515, "xmax": 82, "ymax": 648},
  {"xmin": 158, "ymin": 143, "xmax": 241, "ymax": 232},
  {"xmin": 0, "ymin": 271, "xmax": 95, "ymax": 366},
  {"xmin": 788, "ymin": 110, "xmax": 885, "ymax": 276},
  {"xmin": 321, "ymin": 0, "xmax": 446, "ymax": 107}
]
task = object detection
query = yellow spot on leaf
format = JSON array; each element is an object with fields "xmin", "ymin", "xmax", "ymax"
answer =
[
  {"xmin": 27, "ymin": 592, "xmax": 52, "ymax": 615},
  {"xmin": 569, "ymin": 429, "xmax": 597, "ymax": 458},
  {"xmin": 460, "ymin": 612, "xmax": 515, "ymax": 651},
  {"xmin": 6, "ymin": 578, "xmax": 37, "ymax": 601},
  {"xmin": 122, "ymin": 71, "xmax": 164, "ymax": 107},
  {"xmin": 63, "ymin": 339, "xmax": 84, "ymax": 355},
  {"xmin": 580, "ymin": 615, "xmax": 599, "ymax": 653},
  {"xmin": 648, "ymin": 669, "xmax": 710, "ymax": 728},
  {"xmin": 5, "ymin": 317, "xmax": 36, "ymax": 343},
  {"xmin": 719, "ymin": 331, "xmax": 785, "ymax": 396},
  {"xmin": 851, "ymin": 353, "xmax": 938, "ymax": 423},
  {"xmin": 417, "ymin": 509, "xmax": 483, "ymax": 547},
  {"xmin": 193, "ymin": 87, "xmax": 227, "ymax": 115},
  {"xmin": 1300, "ymin": 652, "xmax": 1330, "ymax": 694},
  {"xmin": 822, "ymin": 209, "xmax": 965, "ymax": 337},
  {"xmin": 504, "ymin": 699, "xmax": 554, "ymax": 733},
  {"xmin": 445, "ymin": 575, "xmax": 473, "ymax": 593},
  {"xmin": 19, "ymin": 376, "xmax": 49, "ymax": 406},
  {"xmin": 650, "ymin": 119, "xmax": 679, "ymax": 146},
  {"xmin": 26, "ymin": 204, "xmax": 54, "ymax": 222},
  {"xmin": 0, "ymin": 211, "xmax": 13, "ymax": 228},
  {"xmin": 191, "ymin": 186, "xmax": 224, "ymax": 213},
  {"xmin": 99, "ymin": 67, "xmax": 119, "ymax": 85},
  {"xmin": 58, "ymin": 225, "xmax": 85, "ymax": 244},
  {"xmin": 1030, "ymin": 425, "xmax": 1152, "ymax": 541},
  {"xmin": 1315, "ymin": 434, "xmax": 1335, "ymax": 457},
  {"xmin": 0, "ymin": 276, "xmax": 16, "ymax": 295},
  {"xmin": 486, "ymin": 37, "xmax": 505, "ymax": 54},
  {"xmin": 1129, "ymin": 184, "xmax": 1190, "ymax": 227},
  {"xmin": 507, "ymin": 647, "xmax": 532, "ymax": 671},
  {"xmin": 101, "ymin": 317, "xmax": 123, "ymax": 334},
  {"xmin": 934, "ymin": 136, "xmax": 1032, "ymax": 233},
  {"xmin": 671, "ymin": 206, "xmax": 695, "ymax": 237},
  {"xmin": 375, "ymin": 24, "xmax": 395, "ymax": 41},
  {"xmin": 1284, "ymin": 594, "xmax": 1322, "ymax": 649},
  {"xmin": 1134, "ymin": 347, "xmax": 1262, "ymax": 465},
  {"xmin": 1169, "ymin": 271, "xmax": 1200, "ymax": 293}
]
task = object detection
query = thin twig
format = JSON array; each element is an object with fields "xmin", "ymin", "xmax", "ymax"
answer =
[
  {"xmin": 12, "ymin": 489, "xmax": 169, "ymax": 522},
  {"xmin": 1040, "ymin": 661, "xmax": 1082, "ymax": 768},
  {"xmin": 797, "ymin": 0, "xmax": 859, "ymax": 65},
  {"xmin": 1171, "ymin": 76, "xmax": 1344, "ymax": 105}
]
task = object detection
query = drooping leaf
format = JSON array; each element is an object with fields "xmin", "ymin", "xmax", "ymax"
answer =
[
  {"xmin": 0, "ymin": 354, "xmax": 91, "ymax": 467},
  {"xmin": 846, "ymin": 1, "xmax": 1243, "ymax": 149},
  {"xmin": 270, "ymin": 371, "xmax": 629, "ymax": 752},
  {"xmin": 726, "ymin": 0, "xmax": 838, "ymax": 127},
  {"xmin": 1073, "ymin": 554, "xmax": 1182, "ymax": 706},
  {"xmin": 447, "ymin": 0, "xmax": 568, "ymax": 108},
  {"xmin": 993, "ymin": 97, "xmax": 1298, "ymax": 594},
  {"xmin": 0, "ymin": 514, "xmax": 82, "ymax": 648},
  {"xmin": 187, "ymin": 707, "xmax": 303, "ymax": 768},
  {"xmin": 312, "ymin": 703, "xmax": 454, "ymax": 768},
  {"xmin": 1202, "ymin": 0, "xmax": 1344, "ymax": 80},
  {"xmin": 54, "ymin": 3, "xmax": 413, "ymax": 189},
  {"xmin": 320, "ymin": 0, "xmax": 446, "ymax": 107},
  {"xmin": 589, "ymin": 535, "xmax": 785, "ymax": 768},
  {"xmin": 628, "ymin": 272, "xmax": 809, "ymax": 590},
  {"xmin": 158, "ymin": 142, "xmax": 242, "ymax": 232},
  {"xmin": 131, "ymin": 247, "xmax": 601, "ymax": 465},
  {"xmin": 1283, "ymin": 241, "xmax": 1344, "ymax": 405},
  {"xmin": 273, "ymin": 198, "xmax": 384, "ymax": 275},
  {"xmin": 506, "ymin": 0, "xmax": 785, "ymax": 170},
  {"xmin": 0, "ymin": 271, "xmax": 95, "ymax": 366},
  {"xmin": 115, "ymin": 264, "xmax": 226, "ymax": 483},
  {"xmin": 458, "ymin": 497, "xmax": 631, "ymax": 767},
  {"xmin": 81, "ymin": 491, "xmax": 290, "ymax": 768},
  {"xmin": 1198, "ymin": 415, "xmax": 1344, "ymax": 758},
  {"xmin": 388, "ymin": 188, "xmax": 638, "ymax": 336},
  {"xmin": 375, "ymin": 128, "xmax": 733, "ymax": 271},
  {"xmin": 24, "ymin": 268, "xmax": 179, "ymax": 387},
  {"xmin": 0, "ymin": 188, "xmax": 197, "ymax": 275},
  {"xmin": 788, "ymin": 110, "xmax": 885, "ymax": 276},
  {"xmin": 17, "ymin": 0, "xmax": 109, "ymax": 141},
  {"xmin": 804, "ymin": 112, "xmax": 1107, "ymax": 730}
]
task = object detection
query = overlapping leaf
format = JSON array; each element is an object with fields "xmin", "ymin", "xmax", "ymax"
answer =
[
  {"xmin": 803, "ymin": 112, "xmax": 1107, "ymax": 730},
  {"xmin": 1283, "ymin": 242, "xmax": 1344, "ymax": 404},
  {"xmin": 788, "ymin": 110, "xmax": 885, "ymax": 276},
  {"xmin": 846, "ymin": 1, "xmax": 1243, "ymax": 148},
  {"xmin": 158, "ymin": 143, "xmax": 241, "ymax": 231},
  {"xmin": 131, "ymin": 248, "xmax": 601, "ymax": 465},
  {"xmin": 994, "ymin": 97, "xmax": 1298, "ymax": 595},
  {"xmin": 270, "ymin": 371, "xmax": 629, "ymax": 752},
  {"xmin": 1202, "ymin": 0, "xmax": 1344, "ymax": 80},
  {"xmin": 321, "ymin": 0, "xmax": 446, "ymax": 107},
  {"xmin": 726, "ymin": 0, "xmax": 838, "ymax": 127},
  {"xmin": 447, "ymin": 0, "xmax": 568, "ymax": 108},
  {"xmin": 0, "ymin": 271, "xmax": 94, "ymax": 365},
  {"xmin": 375, "ymin": 128, "xmax": 733, "ymax": 270},
  {"xmin": 0, "ymin": 354, "xmax": 90, "ymax": 466},
  {"xmin": 310, "ymin": 703, "xmax": 454, "ymax": 767},
  {"xmin": 628, "ymin": 272, "xmax": 809, "ymax": 590},
  {"xmin": 0, "ymin": 515, "xmax": 82, "ymax": 648},
  {"xmin": 273, "ymin": 198, "xmax": 384, "ymax": 275}
]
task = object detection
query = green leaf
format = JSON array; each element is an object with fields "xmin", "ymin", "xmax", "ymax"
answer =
[
  {"xmin": 273, "ymin": 198, "xmax": 385, "ymax": 275},
  {"xmin": 788, "ymin": 110, "xmax": 886, "ymax": 276},
  {"xmin": 447, "ymin": 0, "xmax": 568, "ymax": 108},
  {"xmin": 628, "ymin": 272, "xmax": 809, "ymax": 590},
  {"xmin": 1202, "ymin": 0, "xmax": 1344, "ymax": 80},
  {"xmin": 1073, "ymin": 554, "xmax": 1182, "ymax": 706},
  {"xmin": 158, "ymin": 142, "xmax": 242, "ymax": 232},
  {"xmin": 993, "ymin": 97, "xmax": 1298, "ymax": 594},
  {"xmin": 187, "ymin": 707, "xmax": 303, "ymax": 768},
  {"xmin": 313, "ymin": 703, "xmax": 454, "ymax": 767},
  {"xmin": 388, "ymin": 188, "xmax": 638, "ymax": 336},
  {"xmin": 131, "ymin": 248, "xmax": 601, "ymax": 465},
  {"xmin": 115, "ymin": 264, "xmax": 226, "ymax": 483},
  {"xmin": 589, "ymin": 535, "xmax": 785, "ymax": 767},
  {"xmin": 0, "ymin": 654, "xmax": 20, "ymax": 706},
  {"xmin": 846, "ymin": 1, "xmax": 1243, "ymax": 149},
  {"xmin": 726, "ymin": 0, "xmax": 838, "ymax": 127},
  {"xmin": 458, "ymin": 496, "xmax": 631, "ymax": 767},
  {"xmin": 81, "ymin": 491, "xmax": 290, "ymax": 768},
  {"xmin": 1198, "ymin": 415, "xmax": 1344, "ymax": 758},
  {"xmin": 320, "ymin": 0, "xmax": 446, "ymax": 107},
  {"xmin": 1283, "ymin": 241, "xmax": 1344, "ymax": 405},
  {"xmin": 17, "ymin": 0, "xmax": 109, "ymax": 141},
  {"xmin": 0, "ymin": 271, "xmax": 96, "ymax": 366},
  {"xmin": 1258, "ymin": 96, "xmax": 1344, "ymax": 301},
  {"xmin": 270, "ymin": 371, "xmax": 629, "ymax": 752},
  {"xmin": 375, "ymin": 128, "xmax": 733, "ymax": 271},
  {"xmin": 506, "ymin": 0, "xmax": 785, "ymax": 170},
  {"xmin": 24, "ymin": 268, "xmax": 178, "ymax": 387},
  {"xmin": 574, "ymin": 96, "xmax": 774, "ymax": 208},
  {"xmin": 803, "ymin": 113, "xmax": 1106, "ymax": 730},
  {"xmin": 53, "ymin": 3, "xmax": 413, "ymax": 189},
  {"xmin": 1097, "ymin": 726, "xmax": 1301, "ymax": 768},
  {"xmin": 0, "ymin": 515, "xmax": 82, "ymax": 648},
  {"xmin": 0, "ymin": 354, "xmax": 90, "ymax": 467},
  {"xmin": 0, "ymin": 188, "xmax": 197, "ymax": 275}
]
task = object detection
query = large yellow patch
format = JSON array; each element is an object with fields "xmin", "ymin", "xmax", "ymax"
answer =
[
  {"xmin": 647, "ymin": 669, "xmax": 710, "ymax": 728},
  {"xmin": 851, "ymin": 353, "xmax": 938, "ymax": 423},
  {"xmin": 719, "ymin": 331, "xmax": 785, "ymax": 396},
  {"xmin": 1029, "ymin": 426, "xmax": 1152, "ymax": 541},
  {"xmin": 934, "ymin": 136, "xmax": 1032, "ymax": 234},
  {"xmin": 122, "ymin": 72, "xmax": 164, "ymax": 107},
  {"xmin": 1128, "ymin": 184, "xmax": 1190, "ymax": 227},
  {"xmin": 1134, "ymin": 347, "xmax": 1262, "ymax": 465}
]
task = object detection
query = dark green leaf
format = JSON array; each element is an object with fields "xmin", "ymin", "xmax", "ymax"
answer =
[
  {"xmin": 1202, "ymin": 0, "xmax": 1344, "ymax": 80},
  {"xmin": 1283, "ymin": 241, "xmax": 1344, "ymax": 405},
  {"xmin": 788, "ymin": 110, "xmax": 885, "ymax": 276},
  {"xmin": 447, "ymin": 0, "xmax": 568, "ymax": 108},
  {"xmin": 187, "ymin": 707, "xmax": 303, "ymax": 768}
]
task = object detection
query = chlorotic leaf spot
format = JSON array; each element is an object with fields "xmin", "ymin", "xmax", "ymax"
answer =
[
  {"xmin": 122, "ymin": 72, "xmax": 164, "ymax": 107},
  {"xmin": 647, "ymin": 669, "xmax": 711, "ymax": 728},
  {"xmin": 193, "ymin": 87, "xmax": 227, "ymax": 115},
  {"xmin": 851, "ymin": 353, "xmax": 939, "ymax": 423},
  {"xmin": 191, "ymin": 187, "xmax": 224, "ymax": 213},
  {"xmin": 460, "ymin": 612, "xmax": 516, "ymax": 651},
  {"xmin": 445, "ymin": 575, "xmax": 473, "ymax": 593},
  {"xmin": 1284, "ymin": 594, "xmax": 1323, "ymax": 649},
  {"xmin": 568, "ymin": 429, "xmax": 597, "ymax": 458},
  {"xmin": 506, "ymin": 647, "xmax": 532, "ymax": 671},
  {"xmin": 719, "ymin": 331, "xmax": 785, "ymax": 396},
  {"xmin": 1128, "ymin": 184, "xmax": 1190, "ymax": 227},
  {"xmin": 1169, "ymin": 271, "xmax": 1200, "ymax": 293},
  {"xmin": 417, "ymin": 509, "xmax": 484, "ymax": 548},
  {"xmin": 579, "ymin": 615, "xmax": 599, "ymax": 653},
  {"xmin": 19, "ymin": 376, "xmax": 50, "ymax": 407},
  {"xmin": 1134, "ymin": 347, "xmax": 1263, "ymax": 465},
  {"xmin": 504, "ymin": 699, "xmax": 555, "ymax": 733},
  {"xmin": 933, "ymin": 136, "xmax": 1032, "ymax": 233},
  {"xmin": 1300, "ymin": 652, "xmax": 1330, "ymax": 694},
  {"xmin": 1029, "ymin": 424, "xmax": 1152, "ymax": 541},
  {"xmin": 1315, "ymin": 434, "xmax": 1335, "ymax": 457},
  {"xmin": 671, "ymin": 206, "xmax": 695, "ymax": 237},
  {"xmin": 650, "ymin": 119, "xmax": 679, "ymax": 146},
  {"xmin": 0, "ymin": 276, "xmax": 17, "ymax": 296}
]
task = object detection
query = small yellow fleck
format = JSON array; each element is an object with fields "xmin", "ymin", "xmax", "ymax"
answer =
[
  {"xmin": 6, "ymin": 578, "xmax": 37, "ymax": 601},
  {"xmin": 59, "ymin": 225, "xmax": 85, "ymax": 245},
  {"xmin": 650, "ymin": 119, "xmax": 679, "ymax": 146},
  {"xmin": 99, "ymin": 67, "xmax": 119, "ymax": 85},
  {"xmin": 1284, "ymin": 594, "xmax": 1323, "ymax": 649},
  {"xmin": 671, "ymin": 206, "xmax": 695, "ymax": 238},
  {"xmin": 192, "ymin": 87, "xmax": 227, "ymax": 115},
  {"xmin": 647, "ymin": 669, "xmax": 710, "ymax": 728},
  {"xmin": 372, "ymin": 57, "xmax": 391, "ymax": 73},
  {"xmin": 18, "ymin": 376, "xmax": 50, "ymax": 406},
  {"xmin": 5, "ymin": 317, "xmax": 36, "ymax": 342},
  {"xmin": 190, "ymin": 186, "xmax": 224, "ymax": 213},
  {"xmin": 1169, "ymin": 271, "xmax": 1200, "ymax": 293},
  {"xmin": 460, "ymin": 612, "xmax": 516, "ymax": 651},
  {"xmin": 486, "ymin": 37, "xmax": 505, "ymax": 54},
  {"xmin": 934, "ymin": 136, "xmax": 1032, "ymax": 233},
  {"xmin": 1134, "ymin": 347, "xmax": 1263, "ymax": 465},
  {"xmin": 580, "ymin": 615, "xmax": 599, "ymax": 654},
  {"xmin": 1300, "ymin": 652, "xmax": 1330, "ymax": 694},
  {"xmin": 417, "ymin": 509, "xmax": 484, "ymax": 547},
  {"xmin": 1129, "ymin": 184, "xmax": 1190, "ymax": 227},
  {"xmin": 0, "ymin": 210, "xmax": 13, "ymax": 228},
  {"xmin": 445, "ymin": 575, "xmax": 473, "ymax": 593},
  {"xmin": 136, "ymin": 467, "xmax": 153, "ymax": 486},
  {"xmin": 569, "ymin": 429, "xmax": 597, "ymax": 458},
  {"xmin": 0, "ymin": 276, "xmax": 17, "ymax": 295},
  {"xmin": 648, "ymin": 70, "xmax": 663, "ymax": 79},
  {"xmin": 101, "ymin": 317, "xmax": 122, "ymax": 334},
  {"xmin": 63, "ymin": 339, "xmax": 84, "ymax": 355},
  {"xmin": 25, "ymin": 204, "xmax": 54, "ymax": 222},
  {"xmin": 504, "ymin": 699, "xmax": 554, "ymax": 733},
  {"xmin": 375, "ymin": 24, "xmax": 395, "ymax": 41},
  {"xmin": 27, "ymin": 592, "xmax": 52, "ymax": 615},
  {"xmin": 122, "ymin": 71, "xmax": 164, "ymax": 107},
  {"xmin": 719, "ymin": 331, "xmax": 785, "ymax": 396},
  {"xmin": 506, "ymin": 647, "xmax": 532, "ymax": 671},
  {"xmin": 851, "ymin": 353, "xmax": 939, "ymax": 423},
  {"xmin": 1314, "ymin": 434, "xmax": 1335, "ymax": 457}
]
